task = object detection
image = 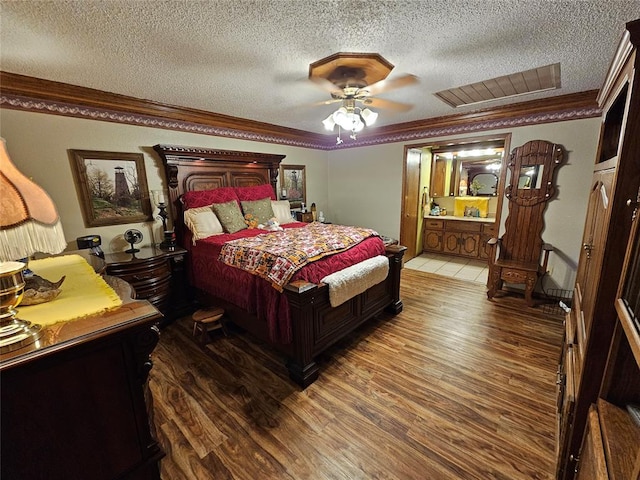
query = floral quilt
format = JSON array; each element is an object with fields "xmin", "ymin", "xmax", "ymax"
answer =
[{"xmin": 219, "ymin": 222, "xmax": 379, "ymax": 290}]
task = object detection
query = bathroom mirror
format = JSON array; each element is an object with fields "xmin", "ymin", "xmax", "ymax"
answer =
[
  {"xmin": 430, "ymin": 154, "xmax": 457, "ymax": 197},
  {"xmin": 430, "ymin": 145, "xmax": 504, "ymax": 198},
  {"xmin": 471, "ymin": 173, "xmax": 499, "ymax": 195},
  {"xmin": 458, "ymin": 156, "xmax": 503, "ymax": 196}
]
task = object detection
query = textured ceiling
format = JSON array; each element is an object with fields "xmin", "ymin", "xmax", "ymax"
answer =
[{"xmin": 1, "ymin": 1, "xmax": 639, "ymax": 135}]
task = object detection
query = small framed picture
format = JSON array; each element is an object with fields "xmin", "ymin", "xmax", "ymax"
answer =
[
  {"xmin": 280, "ymin": 164, "xmax": 306, "ymax": 209},
  {"xmin": 69, "ymin": 150, "xmax": 153, "ymax": 227}
]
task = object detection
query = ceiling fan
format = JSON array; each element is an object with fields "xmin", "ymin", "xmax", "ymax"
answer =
[{"xmin": 308, "ymin": 52, "xmax": 418, "ymax": 142}]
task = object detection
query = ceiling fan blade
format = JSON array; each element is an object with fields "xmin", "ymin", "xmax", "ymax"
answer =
[
  {"xmin": 362, "ymin": 97, "xmax": 414, "ymax": 112},
  {"xmin": 309, "ymin": 98, "xmax": 343, "ymax": 107},
  {"xmin": 359, "ymin": 74, "xmax": 419, "ymax": 97},
  {"xmin": 308, "ymin": 76, "xmax": 344, "ymax": 95}
]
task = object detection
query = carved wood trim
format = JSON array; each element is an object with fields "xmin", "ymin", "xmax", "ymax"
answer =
[
  {"xmin": 1, "ymin": 72, "xmax": 600, "ymax": 150},
  {"xmin": 134, "ymin": 324, "xmax": 160, "ymax": 384},
  {"xmin": 597, "ymin": 20, "xmax": 639, "ymax": 106},
  {"xmin": 0, "ymin": 72, "xmax": 326, "ymax": 147},
  {"xmin": 353, "ymin": 91, "xmax": 599, "ymax": 146},
  {"xmin": 153, "ymin": 144, "xmax": 284, "ymax": 245}
]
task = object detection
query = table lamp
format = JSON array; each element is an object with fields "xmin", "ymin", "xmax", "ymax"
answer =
[{"xmin": 0, "ymin": 138, "xmax": 67, "ymax": 352}]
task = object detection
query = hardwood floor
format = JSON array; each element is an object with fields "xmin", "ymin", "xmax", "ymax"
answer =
[{"xmin": 149, "ymin": 269, "xmax": 564, "ymax": 479}]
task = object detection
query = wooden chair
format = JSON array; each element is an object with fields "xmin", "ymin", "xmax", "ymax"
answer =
[{"xmin": 487, "ymin": 140, "xmax": 564, "ymax": 306}]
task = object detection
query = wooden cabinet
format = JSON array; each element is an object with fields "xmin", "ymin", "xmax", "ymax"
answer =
[
  {"xmin": 430, "ymin": 157, "xmax": 449, "ymax": 197},
  {"xmin": 443, "ymin": 230, "xmax": 480, "ymax": 256},
  {"xmin": 295, "ymin": 211, "xmax": 314, "ymax": 223},
  {"xmin": 104, "ymin": 245, "xmax": 189, "ymax": 323},
  {"xmin": 1, "ymin": 277, "xmax": 164, "ymax": 480},
  {"xmin": 575, "ymin": 169, "xmax": 616, "ymax": 337},
  {"xmin": 423, "ymin": 229, "xmax": 444, "ymax": 251},
  {"xmin": 578, "ymin": 231, "xmax": 640, "ymax": 479},
  {"xmin": 557, "ymin": 19, "xmax": 640, "ymax": 480},
  {"xmin": 430, "ymin": 152, "xmax": 460, "ymax": 198},
  {"xmin": 575, "ymin": 395, "xmax": 640, "ymax": 480},
  {"xmin": 479, "ymin": 223, "xmax": 497, "ymax": 259},
  {"xmin": 575, "ymin": 406, "xmax": 609, "ymax": 480},
  {"xmin": 423, "ymin": 219, "xmax": 444, "ymax": 252},
  {"xmin": 423, "ymin": 218, "xmax": 494, "ymax": 259},
  {"xmin": 557, "ymin": 315, "xmax": 578, "ymax": 461}
]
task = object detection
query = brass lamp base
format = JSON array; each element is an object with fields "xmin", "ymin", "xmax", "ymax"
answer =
[
  {"xmin": 0, "ymin": 318, "xmax": 42, "ymax": 352},
  {"xmin": 0, "ymin": 261, "xmax": 42, "ymax": 353}
]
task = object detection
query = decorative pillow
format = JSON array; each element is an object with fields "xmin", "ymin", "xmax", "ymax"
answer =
[
  {"xmin": 271, "ymin": 200, "xmax": 294, "ymax": 225},
  {"xmin": 183, "ymin": 205, "xmax": 223, "ymax": 243},
  {"xmin": 241, "ymin": 197, "xmax": 275, "ymax": 225},
  {"xmin": 212, "ymin": 200, "xmax": 247, "ymax": 234},
  {"xmin": 183, "ymin": 187, "xmax": 239, "ymax": 210},
  {"xmin": 235, "ymin": 184, "xmax": 276, "ymax": 202}
]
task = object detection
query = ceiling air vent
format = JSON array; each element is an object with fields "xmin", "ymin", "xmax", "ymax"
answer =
[{"xmin": 434, "ymin": 63, "xmax": 561, "ymax": 108}]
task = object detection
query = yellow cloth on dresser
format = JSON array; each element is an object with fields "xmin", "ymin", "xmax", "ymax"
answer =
[
  {"xmin": 16, "ymin": 254, "xmax": 122, "ymax": 327},
  {"xmin": 454, "ymin": 197, "xmax": 490, "ymax": 217}
]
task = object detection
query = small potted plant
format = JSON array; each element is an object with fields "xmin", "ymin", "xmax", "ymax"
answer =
[{"xmin": 470, "ymin": 178, "xmax": 485, "ymax": 196}]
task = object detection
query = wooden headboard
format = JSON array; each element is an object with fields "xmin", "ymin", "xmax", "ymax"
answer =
[{"xmin": 153, "ymin": 144, "xmax": 285, "ymax": 243}]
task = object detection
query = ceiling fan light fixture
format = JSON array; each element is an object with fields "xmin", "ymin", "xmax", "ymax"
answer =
[
  {"xmin": 332, "ymin": 107, "xmax": 349, "ymax": 128},
  {"xmin": 310, "ymin": 53, "xmax": 418, "ymax": 143},
  {"xmin": 360, "ymin": 108, "xmax": 378, "ymax": 126},
  {"xmin": 322, "ymin": 114, "xmax": 336, "ymax": 131},
  {"xmin": 351, "ymin": 114, "xmax": 365, "ymax": 132}
]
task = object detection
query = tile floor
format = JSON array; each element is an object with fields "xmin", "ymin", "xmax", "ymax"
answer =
[{"xmin": 404, "ymin": 252, "xmax": 489, "ymax": 284}]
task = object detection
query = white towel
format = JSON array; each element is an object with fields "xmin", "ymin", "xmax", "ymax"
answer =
[{"xmin": 321, "ymin": 255, "xmax": 389, "ymax": 307}]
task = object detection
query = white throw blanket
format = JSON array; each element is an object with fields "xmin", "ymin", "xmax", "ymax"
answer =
[{"xmin": 321, "ymin": 255, "xmax": 389, "ymax": 307}]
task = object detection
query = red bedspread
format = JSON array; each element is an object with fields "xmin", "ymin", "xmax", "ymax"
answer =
[{"xmin": 189, "ymin": 222, "xmax": 386, "ymax": 343}]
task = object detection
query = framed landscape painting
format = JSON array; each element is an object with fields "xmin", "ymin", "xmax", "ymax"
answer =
[
  {"xmin": 280, "ymin": 164, "xmax": 306, "ymax": 209},
  {"xmin": 70, "ymin": 150, "xmax": 153, "ymax": 227}
]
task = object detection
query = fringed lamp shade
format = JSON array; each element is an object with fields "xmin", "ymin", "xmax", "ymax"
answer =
[
  {"xmin": 0, "ymin": 138, "xmax": 67, "ymax": 261},
  {"xmin": 0, "ymin": 138, "xmax": 67, "ymax": 352}
]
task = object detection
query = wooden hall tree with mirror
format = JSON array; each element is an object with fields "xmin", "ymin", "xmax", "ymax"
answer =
[
  {"xmin": 556, "ymin": 18, "xmax": 640, "ymax": 480},
  {"xmin": 486, "ymin": 139, "xmax": 564, "ymax": 307}
]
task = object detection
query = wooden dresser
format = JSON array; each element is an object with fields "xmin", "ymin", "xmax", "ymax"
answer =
[
  {"xmin": 0, "ymin": 275, "xmax": 164, "ymax": 480},
  {"xmin": 556, "ymin": 18, "xmax": 640, "ymax": 479}
]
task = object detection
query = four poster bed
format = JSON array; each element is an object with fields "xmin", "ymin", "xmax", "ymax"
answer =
[{"xmin": 154, "ymin": 144, "xmax": 406, "ymax": 388}]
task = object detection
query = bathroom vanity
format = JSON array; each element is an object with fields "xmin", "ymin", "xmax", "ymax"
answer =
[
  {"xmin": 423, "ymin": 137, "xmax": 505, "ymax": 260},
  {"xmin": 423, "ymin": 215, "xmax": 497, "ymax": 259}
]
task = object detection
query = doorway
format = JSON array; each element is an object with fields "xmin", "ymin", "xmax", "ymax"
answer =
[{"xmin": 399, "ymin": 133, "xmax": 511, "ymax": 262}]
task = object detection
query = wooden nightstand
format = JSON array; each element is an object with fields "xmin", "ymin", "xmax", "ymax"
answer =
[
  {"xmin": 103, "ymin": 245, "xmax": 190, "ymax": 323},
  {"xmin": 295, "ymin": 211, "xmax": 314, "ymax": 223}
]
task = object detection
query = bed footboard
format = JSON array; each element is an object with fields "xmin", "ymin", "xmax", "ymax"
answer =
[{"xmin": 283, "ymin": 244, "xmax": 406, "ymax": 388}]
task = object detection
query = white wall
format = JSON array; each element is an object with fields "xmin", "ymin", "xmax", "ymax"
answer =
[
  {"xmin": 0, "ymin": 109, "xmax": 329, "ymax": 253},
  {"xmin": 327, "ymin": 142, "xmax": 406, "ymax": 237},
  {"xmin": 1, "ymin": 107, "xmax": 600, "ymax": 290},
  {"xmin": 327, "ymin": 117, "xmax": 601, "ymax": 290}
]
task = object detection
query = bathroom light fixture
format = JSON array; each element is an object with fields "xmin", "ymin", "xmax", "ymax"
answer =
[{"xmin": 457, "ymin": 148, "xmax": 497, "ymax": 158}]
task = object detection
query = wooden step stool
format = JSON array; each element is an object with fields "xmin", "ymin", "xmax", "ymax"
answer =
[{"xmin": 192, "ymin": 307, "xmax": 226, "ymax": 344}]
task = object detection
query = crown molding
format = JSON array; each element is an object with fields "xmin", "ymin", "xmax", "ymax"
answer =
[
  {"xmin": 0, "ymin": 72, "xmax": 326, "ymax": 148},
  {"xmin": 0, "ymin": 72, "xmax": 600, "ymax": 150},
  {"xmin": 351, "ymin": 90, "xmax": 601, "ymax": 148}
]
